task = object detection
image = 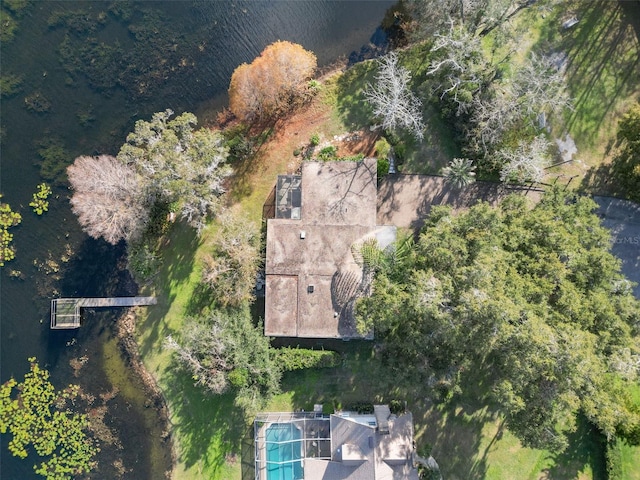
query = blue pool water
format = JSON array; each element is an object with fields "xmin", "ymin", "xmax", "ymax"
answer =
[{"xmin": 266, "ymin": 423, "xmax": 304, "ymax": 480}]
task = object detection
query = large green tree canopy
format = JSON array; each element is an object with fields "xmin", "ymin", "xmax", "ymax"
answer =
[
  {"xmin": 117, "ymin": 109, "xmax": 232, "ymax": 233},
  {"xmin": 357, "ymin": 188, "xmax": 640, "ymax": 450}
]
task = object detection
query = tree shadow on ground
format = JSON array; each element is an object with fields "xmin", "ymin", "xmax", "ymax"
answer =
[
  {"xmin": 240, "ymin": 422, "xmax": 255, "ymax": 480},
  {"xmin": 542, "ymin": 415, "xmax": 606, "ymax": 479},
  {"xmin": 162, "ymin": 361, "xmax": 246, "ymax": 474},
  {"xmin": 334, "ymin": 61, "xmax": 377, "ymax": 130},
  {"xmin": 416, "ymin": 401, "xmax": 495, "ymax": 480},
  {"xmin": 580, "ymin": 162, "xmax": 617, "ymax": 196},
  {"xmin": 137, "ymin": 222, "xmax": 200, "ymax": 359},
  {"xmin": 184, "ymin": 282, "xmax": 214, "ymax": 317},
  {"xmin": 279, "ymin": 342, "xmax": 494, "ymax": 479},
  {"xmin": 534, "ymin": 0, "xmax": 640, "ymax": 151}
]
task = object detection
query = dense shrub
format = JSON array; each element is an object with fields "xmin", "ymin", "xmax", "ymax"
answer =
[
  {"xmin": 317, "ymin": 145, "xmax": 338, "ymax": 161},
  {"xmin": 389, "ymin": 399, "xmax": 406, "ymax": 415},
  {"xmin": 611, "ymin": 103, "xmax": 640, "ymax": 202},
  {"xmin": 274, "ymin": 347, "xmax": 341, "ymax": 371},
  {"xmin": 344, "ymin": 401, "xmax": 374, "ymax": 414}
]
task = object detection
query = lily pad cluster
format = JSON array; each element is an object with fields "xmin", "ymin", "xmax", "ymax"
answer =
[
  {"xmin": 0, "ymin": 196, "xmax": 22, "ymax": 267},
  {"xmin": 29, "ymin": 183, "xmax": 52, "ymax": 215}
]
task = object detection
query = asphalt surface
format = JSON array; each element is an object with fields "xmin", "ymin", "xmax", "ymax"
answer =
[{"xmin": 595, "ymin": 196, "xmax": 640, "ymax": 298}]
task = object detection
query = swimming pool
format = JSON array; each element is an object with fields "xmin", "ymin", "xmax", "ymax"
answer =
[{"xmin": 266, "ymin": 423, "xmax": 304, "ymax": 480}]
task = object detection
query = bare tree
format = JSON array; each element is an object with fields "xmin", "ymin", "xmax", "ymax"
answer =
[
  {"xmin": 427, "ymin": 21, "xmax": 491, "ymax": 116},
  {"xmin": 467, "ymin": 51, "xmax": 572, "ymax": 156},
  {"xmin": 468, "ymin": 90, "xmax": 521, "ymax": 153},
  {"xmin": 497, "ymin": 135, "xmax": 551, "ymax": 184},
  {"xmin": 364, "ymin": 52, "xmax": 425, "ymax": 140},
  {"xmin": 67, "ymin": 155, "xmax": 148, "ymax": 245},
  {"xmin": 165, "ymin": 323, "xmax": 228, "ymax": 395},
  {"xmin": 513, "ymin": 52, "xmax": 573, "ymax": 118},
  {"xmin": 407, "ymin": 0, "xmax": 533, "ymax": 39}
]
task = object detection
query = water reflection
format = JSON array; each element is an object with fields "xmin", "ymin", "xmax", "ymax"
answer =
[{"xmin": 1, "ymin": 1, "xmax": 393, "ymax": 478}]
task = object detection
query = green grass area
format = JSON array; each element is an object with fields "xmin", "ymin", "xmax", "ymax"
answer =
[
  {"xmin": 620, "ymin": 440, "xmax": 640, "ymax": 480},
  {"xmin": 133, "ymin": 28, "xmax": 635, "ymax": 477},
  {"xmin": 266, "ymin": 342, "xmax": 608, "ymax": 480},
  {"xmin": 135, "ymin": 224, "xmax": 243, "ymax": 480},
  {"xmin": 533, "ymin": 0, "xmax": 640, "ymax": 191}
]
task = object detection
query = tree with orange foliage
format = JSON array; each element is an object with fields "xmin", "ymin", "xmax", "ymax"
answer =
[{"xmin": 228, "ymin": 41, "xmax": 317, "ymax": 122}]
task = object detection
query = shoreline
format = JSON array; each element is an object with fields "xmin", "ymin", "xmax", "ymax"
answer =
[{"xmin": 115, "ymin": 308, "xmax": 176, "ymax": 479}]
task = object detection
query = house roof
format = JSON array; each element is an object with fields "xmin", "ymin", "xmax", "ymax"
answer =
[
  {"xmin": 303, "ymin": 411, "xmax": 419, "ymax": 480},
  {"xmin": 265, "ymin": 159, "xmax": 393, "ymax": 339}
]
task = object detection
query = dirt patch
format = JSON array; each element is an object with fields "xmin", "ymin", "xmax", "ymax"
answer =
[{"xmin": 332, "ymin": 130, "xmax": 381, "ymax": 157}]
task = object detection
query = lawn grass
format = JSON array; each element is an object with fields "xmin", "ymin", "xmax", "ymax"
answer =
[
  {"xmin": 532, "ymin": 0, "xmax": 640, "ymax": 190},
  {"xmin": 134, "ymin": 88, "xmax": 358, "ymax": 480},
  {"xmin": 132, "ymin": 33, "xmax": 628, "ymax": 478},
  {"xmin": 620, "ymin": 440, "xmax": 640, "ymax": 480},
  {"xmin": 134, "ymin": 224, "xmax": 244, "ymax": 480},
  {"xmin": 266, "ymin": 342, "xmax": 608, "ymax": 480}
]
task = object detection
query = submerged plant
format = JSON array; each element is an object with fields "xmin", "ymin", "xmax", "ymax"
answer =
[
  {"xmin": 0, "ymin": 73, "xmax": 23, "ymax": 98},
  {"xmin": 24, "ymin": 92, "xmax": 52, "ymax": 113},
  {"xmin": 36, "ymin": 137, "xmax": 70, "ymax": 185}
]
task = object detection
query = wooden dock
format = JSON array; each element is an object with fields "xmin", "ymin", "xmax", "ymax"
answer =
[{"xmin": 50, "ymin": 297, "xmax": 157, "ymax": 329}]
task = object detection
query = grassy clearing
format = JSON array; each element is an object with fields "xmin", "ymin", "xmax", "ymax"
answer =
[
  {"xmin": 135, "ymin": 224, "xmax": 244, "ymax": 480},
  {"xmin": 532, "ymin": 0, "xmax": 640, "ymax": 190}
]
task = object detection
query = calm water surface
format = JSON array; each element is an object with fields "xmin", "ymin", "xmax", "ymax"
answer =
[{"xmin": 0, "ymin": 1, "xmax": 393, "ymax": 478}]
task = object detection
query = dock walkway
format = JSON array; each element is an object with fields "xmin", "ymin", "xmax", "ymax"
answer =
[{"xmin": 51, "ymin": 297, "xmax": 156, "ymax": 329}]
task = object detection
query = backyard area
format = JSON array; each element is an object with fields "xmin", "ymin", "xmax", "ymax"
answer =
[{"xmin": 132, "ymin": 2, "xmax": 640, "ymax": 478}]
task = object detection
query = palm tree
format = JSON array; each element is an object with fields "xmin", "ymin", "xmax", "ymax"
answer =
[{"xmin": 442, "ymin": 158, "xmax": 476, "ymax": 188}]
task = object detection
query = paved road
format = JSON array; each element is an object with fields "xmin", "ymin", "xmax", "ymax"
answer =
[{"xmin": 595, "ymin": 196, "xmax": 640, "ymax": 298}]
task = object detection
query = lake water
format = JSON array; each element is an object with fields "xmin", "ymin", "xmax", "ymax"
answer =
[{"xmin": 0, "ymin": 1, "xmax": 394, "ymax": 478}]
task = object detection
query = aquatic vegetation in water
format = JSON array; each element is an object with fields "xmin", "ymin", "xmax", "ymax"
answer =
[
  {"xmin": 36, "ymin": 137, "xmax": 70, "ymax": 185},
  {"xmin": 76, "ymin": 106, "xmax": 96, "ymax": 127},
  {"xmin": 50, "ymin": 4, "xmax": 204, "ymax": 102},
  {"xmin": 24, "ymin": 91, "xmax": 52, "ymax": 113},
  {"xmin": 0, "ymin": 358, "xmax": 98, "ymax": 479},
  {"xmin": 58, "ymin": 34, "xmax": 123, "ymax": 92},
  {"xmin": 0, "ymin": 73, "xmax": 23, "ymax": 98},
  {"xmin": 0, "ymin": 196, "xmax": 22, "ymax": 267},
  {"xmin": 47, "ymin": 8, "xmax": 106, "ymax": 35},
  {"xmin": 7, "ymin": 269, "xmax": 25, "ymax": 280},
  {"xmin": 1, "ymin": 0, "xmax": 32, "ymax": 43},
  {"xmin": 0, "ymin": 8, "xmax": 18, "ymax": 43},
  {"xmin": 29, "ymin": 183, "xmax": 52, "ymax": 215}
]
